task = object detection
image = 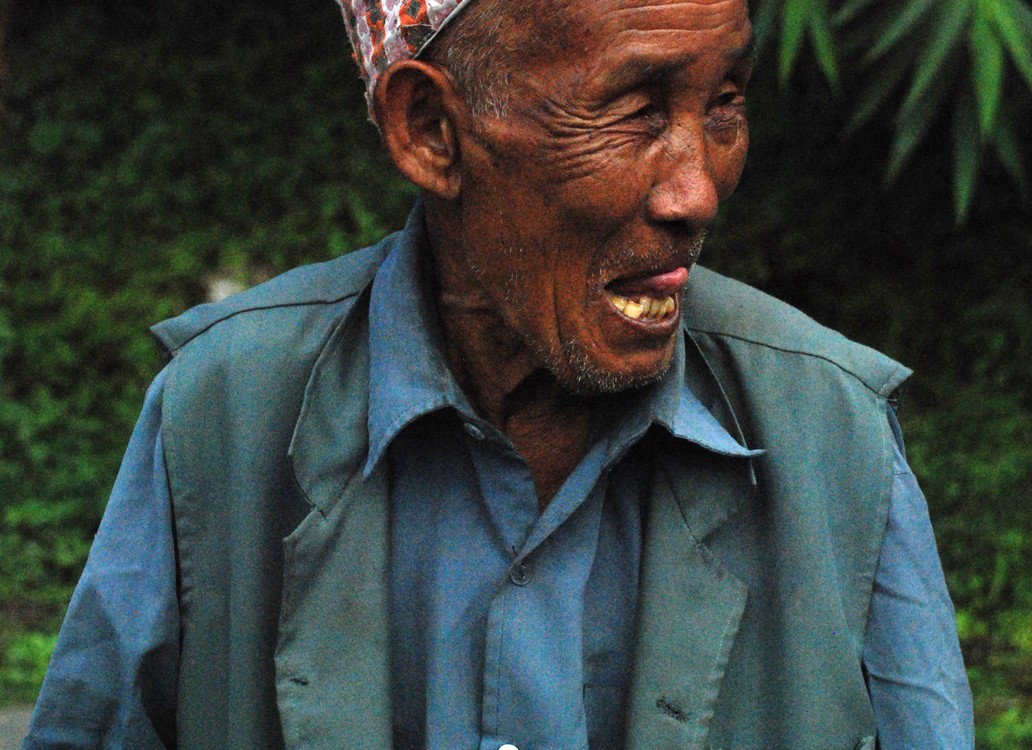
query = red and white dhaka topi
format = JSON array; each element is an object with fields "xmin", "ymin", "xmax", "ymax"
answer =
[{"xmin": 335, "ymin": 0, "xmax": 477, "ymax": 108}]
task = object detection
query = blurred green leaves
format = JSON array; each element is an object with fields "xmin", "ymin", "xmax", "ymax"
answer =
[
  {"xmin": 776, "ymin": 0, "xmax": 841, "ymax": 88},
  {"xmin": 756, "ymin": 0, "xmax": 1032, "ymax": 223},
  {"xmin": 0, "ymin": 0, "xmax": 413, "ymax": 702},
  {"xmin": 1, "ymin": 0, "xmax": 1030, "ymax": 739},
  {"xmin": 0, "ymin": 634, "xmax": 58, "ymax": 705}
]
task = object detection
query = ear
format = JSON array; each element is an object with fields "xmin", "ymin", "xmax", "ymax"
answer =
[{"xmin": 375, "ymin": 61, "xmax": 464, "ymax": 200}]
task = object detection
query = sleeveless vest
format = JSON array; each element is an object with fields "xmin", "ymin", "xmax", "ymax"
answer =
[{"xmin": 152, "ymin": 216, "xmax": 909, "ymax": 750}]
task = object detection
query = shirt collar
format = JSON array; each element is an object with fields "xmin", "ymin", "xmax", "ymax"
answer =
[
  {"xmin": 365, "ymin": 206, "xmax": 474, "ymax": 478},
  {"xmin": 365, "ymin": 205, "xmax": 759, "ymax": 477},
  {"xmin": 594, "ymin": 330, "xmax": 762, "ymax": 472}
]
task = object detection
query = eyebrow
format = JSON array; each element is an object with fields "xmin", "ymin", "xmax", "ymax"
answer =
[
  {"xmin": 605, "ymin": 52, "xmax": 698, "ymax": 94},
  {"xmin": 601, "ymin": 32, "xmax": 757, "ymax": 98}
]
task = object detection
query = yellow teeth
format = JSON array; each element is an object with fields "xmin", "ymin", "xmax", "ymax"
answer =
[{"xmin": 606, "ymin": 292, "xmax": 676, "ymax": 321}]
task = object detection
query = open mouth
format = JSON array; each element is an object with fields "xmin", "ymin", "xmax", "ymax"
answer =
[
  {"xmin": 605, "ymin": 292, "xmax": 677, "ymax": 320},
  {"xmin": 604, "ymin": 267, "xmax": 688, "ymax": 322}
]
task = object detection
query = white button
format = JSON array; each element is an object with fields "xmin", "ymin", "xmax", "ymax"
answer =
[
  {"xmin": 464, "ymin": 422, "xmax": 486, "ymax": 440},
  {"xmin": 499, "ymin": 745, "xmax": 519, "ymax": 750}
]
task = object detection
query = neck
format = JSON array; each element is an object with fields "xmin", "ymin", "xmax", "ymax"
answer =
[{"xmin": 425, "ymin": 199, "xmax": 593, "ymax": 508}]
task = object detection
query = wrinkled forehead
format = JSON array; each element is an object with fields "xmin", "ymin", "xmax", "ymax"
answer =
[
  {"xmin": 335, "ymin": 0, "xmax": 476, "ymax": 107},
  {"xmin": 334, "ymin": 0, "xmax": 750, "ymax": 109},
  {"xmin": 562, "ymin": 0, "xmax": 751, "ymax": 55}
]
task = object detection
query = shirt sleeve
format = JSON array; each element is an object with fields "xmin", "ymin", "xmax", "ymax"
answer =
[
  {"xmin": 863, "ymin": 407, "xmax": 975, "ymax": 749},
  {"xmin": 22, "ymin": 369, "xmax": 179, "ymax": 750}
]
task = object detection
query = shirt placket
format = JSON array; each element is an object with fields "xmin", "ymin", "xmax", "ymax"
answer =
[{"xmin": 467, "ymin": 424, "xmax": 608, "ymax": 750}]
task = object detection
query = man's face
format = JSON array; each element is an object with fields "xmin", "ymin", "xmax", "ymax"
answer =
[{"xmin": 452, "ymin": 0, "xmax": 753, "ymax": 395}]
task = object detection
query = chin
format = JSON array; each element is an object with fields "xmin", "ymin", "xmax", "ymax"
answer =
[{"xmin": 549, "ymin": 341, "xmax": 674, "ymax": 396}]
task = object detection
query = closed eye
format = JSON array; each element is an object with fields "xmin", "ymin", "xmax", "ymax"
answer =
[
  {"xmin": 713, "ymin": 90, "xmax": 745, "ymax": 108},
  {"xmin": 628, "ymin": 100, "xmax": 668, "ymax": 135}
]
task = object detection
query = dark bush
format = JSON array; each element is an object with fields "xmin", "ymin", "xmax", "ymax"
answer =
[{"xmin": 1, "ymin": 0, "xmax": 1029, "ymax": 743}]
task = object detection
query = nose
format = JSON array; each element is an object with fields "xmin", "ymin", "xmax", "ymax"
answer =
[{"xmin": 645, "ymin": 122, "xmax": 720, "ymax": 229}]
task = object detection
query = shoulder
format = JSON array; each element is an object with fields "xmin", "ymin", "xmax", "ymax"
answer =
[
  {"xmin": 151, "ymin": 236, "xmax": 392, "ymax": 493},
  {"xmin": 150, "ymin": 239, "xmax": 390, "ymax": 362},
  {"xmin": 683, "ymin": 266, "xmax": 911, "ymax": 398}
]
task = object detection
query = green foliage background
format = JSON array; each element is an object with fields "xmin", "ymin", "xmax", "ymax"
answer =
[{"xmin": 1, "ymin": 0, "xmax": 1030, "ymax": 746}]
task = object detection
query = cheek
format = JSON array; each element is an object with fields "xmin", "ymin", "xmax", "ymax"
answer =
[
  {"xmin": 559, "ymin": 176, "xmax": 648, "ymax": 226},
  {"xmin": 546, "ymin": 150, "xmax": 657, "ymax": 239},
  {"xmin": 532, "ymin": 126, "xmax": 659, "ymax": 220},
  {"xmin": 714, "ymin": 121, "xmax": 749, "ymax": 199}
]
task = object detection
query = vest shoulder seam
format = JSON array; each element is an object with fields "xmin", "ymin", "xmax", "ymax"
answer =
[
  {"xmin": 684, "ymin": 267, "xmax": 910, "ymax": 397},
  {"xmin": 687, "ymin": 326, "xmax": 905, "ymax": 399},
  {"xmin": 162, "ymin": 291, "xmax": 364, "ymax": 357},
  {"xmin": 152, "ymin": 239, "xmax": 391, "ymax": 360}
]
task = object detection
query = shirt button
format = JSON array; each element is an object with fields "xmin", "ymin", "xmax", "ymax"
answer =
[
  {"xmin": 463, "ymin": 422, "xmax": 486, "ymax": 440},
  {"xmin": 499, "ymin": 745, "xmax": 519, "ymax": 750},
  {"xmin": 509, "ymin": 561, "xmax": 531, "ymax": 586}
]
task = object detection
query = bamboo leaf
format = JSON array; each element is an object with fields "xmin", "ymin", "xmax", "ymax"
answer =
[
  {"xmin": 952, "ymin": 83, "xmax": 981, "ymax": 225},
  {"xmin": 898, "ymin": 2, "xmax": 972, "ymax": 115},
  {"xmin": 808, "ymin": 0, "xmax": 841, "ymax": 89},
  {"xmin": 989, "ymin": 0, "xmax": 1032, "ymax": 89},
  {"xmin": 970, "ymin": 5, "xmax": 1006, "ymax": 138},
  {"xmin": 780, "ymin": 0, "xmax": 809, "ymax": 83},
  {"xmin": 752, "ymin": 0, "xmax": 781, "ymax": 59},
  {"xmin": 863, "ymin": 0, "xmax": 940, "ymax": 65},
  {"xmin": 843, "ymin": 44, "xmax": 914, "ymax": 136},
  {"xmin": 992, "ymin": 111, "xmax": 1030, "ymax": 198},
  {"xmin": 886, "ymin": 65, "xmax": 953, "ymax": 183},
  {"xmin": 840, "ymin": 7, "xmax": 895, "ymax": 59},
  {"xmin": 895, "ymin": 48, "xmax": 959, "ymax": 136},
  {"xmin": 832, "ymin": 0, "xmax": 881, "ymax": 27},
  {"xmin": 1005, "ymin": 0, "xmax": 1032, "ymax": 31}
]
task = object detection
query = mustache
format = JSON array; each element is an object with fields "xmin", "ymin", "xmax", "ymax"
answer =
[{"xmin": 596, "ymin": 230, "xmax": 707, "ymax": 281}]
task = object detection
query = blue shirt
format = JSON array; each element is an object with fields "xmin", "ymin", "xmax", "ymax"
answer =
[
  {"xmin": 24, "ymin": 241, "xmax": 974, "ymax": 749},
  {"xmin": 369, "ymin": 235, "xmax": 763, "ymax": 749}
]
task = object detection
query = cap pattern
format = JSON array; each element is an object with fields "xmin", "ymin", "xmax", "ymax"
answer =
[{"xmin": 335, "ymin": 0, "xmax": 474, "ymax": 107}]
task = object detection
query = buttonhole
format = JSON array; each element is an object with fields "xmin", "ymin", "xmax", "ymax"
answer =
[
  {"xmin": 656, "ymin": 696, "xmax": 689, "ymax": 723},
  {"xmin": 290, "ymin": 676, "xmax": 309, "ymax": 686}
]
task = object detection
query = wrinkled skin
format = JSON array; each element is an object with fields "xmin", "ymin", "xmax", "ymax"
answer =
[{"xmin": 423, "ymin": 0, "xmax": 754, "ymax": 503}]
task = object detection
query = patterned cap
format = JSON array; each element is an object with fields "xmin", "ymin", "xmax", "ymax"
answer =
[{"xmin": 335, "ymin": 0, "xmax": 478, "ymax": 110}]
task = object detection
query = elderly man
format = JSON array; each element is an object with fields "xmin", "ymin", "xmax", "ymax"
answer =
[{"xmin": 24, "ymin": 0, "xmax": 973, "ymax": 748}]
